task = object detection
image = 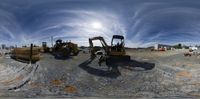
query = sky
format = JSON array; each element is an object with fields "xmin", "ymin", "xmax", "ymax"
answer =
[{"xmin": 0, "ymin": 0, "xmax": 200, "ymax": 47}]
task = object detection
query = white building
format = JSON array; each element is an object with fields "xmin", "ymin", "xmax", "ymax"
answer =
[
  {"xmin": 154, "ymin": 44, "xmax": 172, "ymax": 51},
  {"xmin": 1, "ymin": 44, "xmax": 6, "ymax": 49},
  {"xmin": 189, "ymin": 46, "xmax": 198, "ymax": 50}
]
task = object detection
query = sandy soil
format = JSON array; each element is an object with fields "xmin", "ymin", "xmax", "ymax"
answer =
[{"xmin": 0, "ymin": 49, "xmax": 199, "ymax": 98}]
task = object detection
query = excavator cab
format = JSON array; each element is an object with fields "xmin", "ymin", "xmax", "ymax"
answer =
[
  {"xmin": 110, "ymin": 35, "xmax": 126, "ymax": 56},
  {"xmin": 56, "ymin": 39, "xmax": 62, "ymax": 45}
]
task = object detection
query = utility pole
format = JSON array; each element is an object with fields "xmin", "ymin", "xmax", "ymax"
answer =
[
  {"xmin": 30, "ymin": 44, "xmax": 33, "ymax": 64},
  {"xmin": 51, "ymin": 36, "xmax": 53, "ymax": 47}
]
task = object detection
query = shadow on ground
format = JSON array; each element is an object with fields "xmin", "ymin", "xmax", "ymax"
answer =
[
  {"xmin": 51, "ymin": 53, "xmax": 72, "ymax": 60},
  {"xmin": 78, "ymin": 58, "xmax": 121, "ymax": 78},
  {"xmin": 78, "ymin": 58, "xmax": 155, "ymax": 78},
  {"xmin": 54, "ymin": 55, "xmax": 72, "ymax": 60},
  {"xmin": 119, "ymin": 60, "xmax": 155, "ymax": 71}
]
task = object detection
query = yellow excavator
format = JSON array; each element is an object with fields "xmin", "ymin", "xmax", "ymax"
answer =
[{"xmin": 89, "ymin": 35, "xmax": 130, "ymax": 65}]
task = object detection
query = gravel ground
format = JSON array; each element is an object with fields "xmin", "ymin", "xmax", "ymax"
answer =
[{"xmin": 0, "ymin": 49, "xmax": 199, "ymax": 98}]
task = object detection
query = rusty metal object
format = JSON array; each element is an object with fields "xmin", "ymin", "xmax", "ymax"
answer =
[
  {"xmin": 184, "ymin": 52, "xmax": 192, "ymax": 57},
  {"xmin": 51, "ymin": 79, "xmax": 62, "ymax": 86},
  {"xmin": 64, "ymin": 85, "xmax": 77, "ymax": 93},
  {"xmin": 176, "ymin": 71, "xmax": 192, "ymax": 78}
]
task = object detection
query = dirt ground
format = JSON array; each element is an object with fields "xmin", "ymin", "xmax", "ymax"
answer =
[{"xmin": 0, "ymin": 49, "xmax": 199, "ymax": 98}]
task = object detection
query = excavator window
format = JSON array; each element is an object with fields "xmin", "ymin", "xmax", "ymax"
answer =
[{"xmin": 111, "ymin": 38, "xmax": 124, "ymax": 52}]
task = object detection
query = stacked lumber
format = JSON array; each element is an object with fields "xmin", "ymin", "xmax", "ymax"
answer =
[{"xmin": 11, "ymin": 47, "xmax": 40, "ymax": 63}]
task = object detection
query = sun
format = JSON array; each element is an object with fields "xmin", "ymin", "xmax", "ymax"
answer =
[{"xmin": 91, "ymin": 22, "xmax": 102, "ymax": 29}]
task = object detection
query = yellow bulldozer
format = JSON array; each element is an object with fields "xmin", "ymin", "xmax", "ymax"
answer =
[
  {"xmin": 89, "ymin": 35, "xmax": 130, "ymax": 65},
  {"xmin": 52, "ymin": 39, "xmax": 79, "ymax": 58}
]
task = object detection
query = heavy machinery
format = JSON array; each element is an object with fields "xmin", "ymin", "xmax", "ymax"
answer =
[
  {"xmin": 53, "ymin": 39, "xmax": 79, "ymax": 58},
  {"xmin": 41, "ymin": 42, "xmax": 50, "ymax": 53},
  {"xmin": 89, "ymin": 35, "xmax": 130, "ymax": 66}
]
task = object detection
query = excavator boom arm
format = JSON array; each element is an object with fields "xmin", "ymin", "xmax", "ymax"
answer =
[{"xmin": 89, "ymin": 36, "xmax": 109, "ymax": 54}]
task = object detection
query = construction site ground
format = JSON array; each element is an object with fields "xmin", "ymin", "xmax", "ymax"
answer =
[{"xmin": 0, "ymin": 49, "xmax": 199, "ymax": 98}]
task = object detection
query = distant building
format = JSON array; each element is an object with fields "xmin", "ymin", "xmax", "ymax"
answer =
[
  {"xmin": 189, "ymin": 46, "xmax": 198, "ymax": 50},
  {"xmin": 9, "ymin": 46, "xmax": 15, "ymax": 49},
  {"xmin": 154, "ymin": 44, "xmax": 172, "ymax": 51},
  {"xmin": 1, "ymin": 44, "xmax": 6, "ymax": 49}
]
